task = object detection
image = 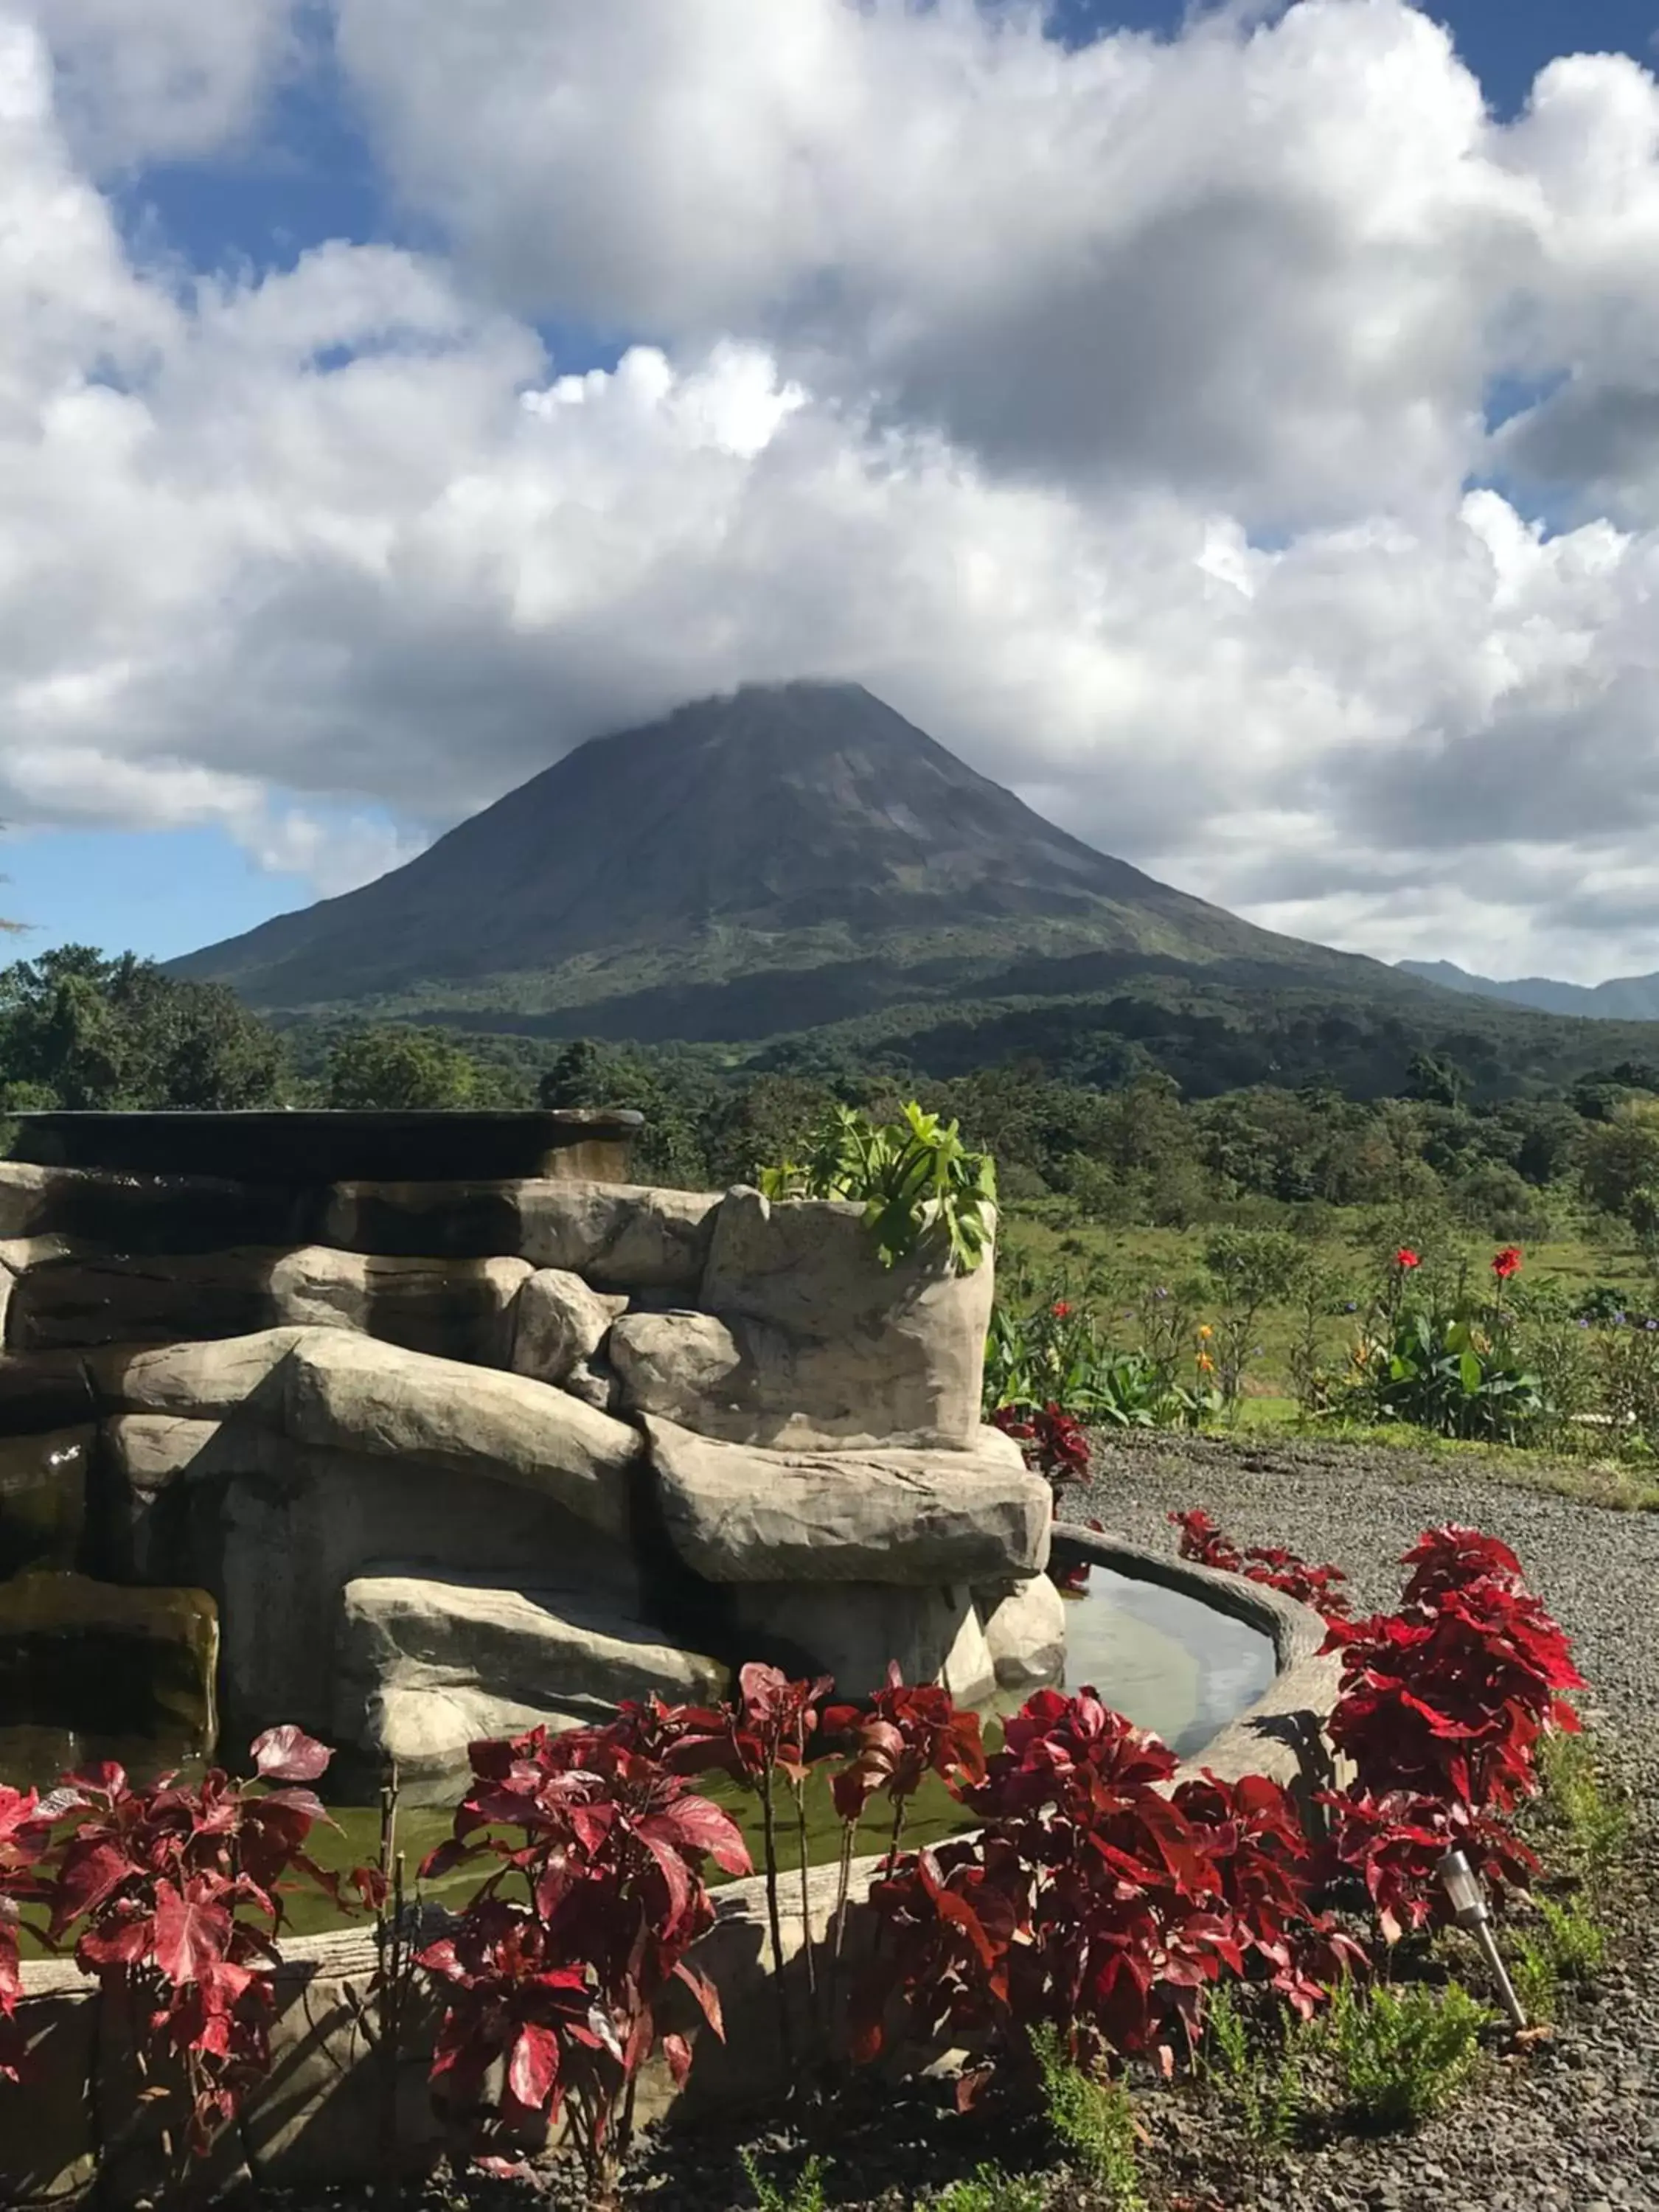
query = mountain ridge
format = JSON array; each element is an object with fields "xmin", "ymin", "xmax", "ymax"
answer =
[{"xmin": 1397, "ymin": 957, "xmax": 1659, "ymax": 1022}]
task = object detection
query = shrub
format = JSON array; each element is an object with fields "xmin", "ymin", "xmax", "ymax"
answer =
[
  {"xmin": 0, "ymin": 1786, "xmax": 58, "ymax": 2082},
  {"xmin": 984, "ymin": 1285, "xmax": 1214, "ymax": 1444},
  {"xmin": 1169, "ymin": 1509, "xmax": 1352, "ymax": 1622},
  {"xmin": 1201, "ymin": 1228, "xmax": 1305, "ymax": 1415},
  {"xmin": 1324, "ymin": 1527, "xmax": 1584, "ymax": 1812},
  {"xmin": 852, "ymin": 1691, "xmax": 1360, "ymax": 2097},
  {"xmin": 47, "ymin": 1728, "xmax": 347, "ymax": 2156},
  {"xmin": 1201, "ymin": 1983, "xmax": 1312, "ymax": 2149},
  {"xmin": 741, "ymin": 2147, "xmax": 830, "ymax": 2212},
  {"xmin": 1537, "ymin": 1732, "xmax": 1630, "ymax": 1888},
  {"xmin": 757, "ymin": 1101, "xmax": 997, "ymax": 1274},
  {"xmin": 417, "ymin": 1708, "xmax": 750, "ymax": 2196},
  {"xmin": 1030, "ymin": 2022, "xmax": 1144, "ymax": 2208},
  {"xmin": 1327, "ymin": 1978, "xmax": 1492, "ymax": 2130},
  {"xmin": 919, "ymin": 2166, "xmax": 1048, "ymax": 2212}
]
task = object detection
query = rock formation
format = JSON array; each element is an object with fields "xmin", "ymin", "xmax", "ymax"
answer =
[{"xmin": 0, "ymin": 1116, "xmax": 1057, "ymax": 1794}]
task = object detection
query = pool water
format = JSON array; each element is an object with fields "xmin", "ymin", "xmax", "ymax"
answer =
[{"xmin": 1057, "ymin": 1565, "xmax": 1278, "ymax": 1759}]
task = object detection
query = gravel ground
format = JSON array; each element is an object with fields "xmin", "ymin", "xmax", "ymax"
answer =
[
  {"xmin": 278, "ymin": 1435, "xmax": 1659, "ymax": 2212},
  {"xmin": 1073, "ymin": 1430, "xmax": 1659, "ymax": 2212}
]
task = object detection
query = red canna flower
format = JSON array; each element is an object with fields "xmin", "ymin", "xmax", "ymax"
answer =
[
  {"xmin": 1394, "ymin": 1247, "xmax": 1422, "ymax": 1271},
  {"xmin": 1051, "ymin": 1301, "xmax": 1071, "ymax": 1318},
  {"xmin": 1492, "ymin": 1245, "xmax": 1523, "ymax": 1281}
]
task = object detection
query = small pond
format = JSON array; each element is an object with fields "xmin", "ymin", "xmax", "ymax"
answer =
[
  {"xmin": 1055, "ymin": 1564, "xmax": 1278, "ymax": 1760},
  {"xmin": 0, "ymin": 1565, "xmax": 1279, "ymax": 1940}
]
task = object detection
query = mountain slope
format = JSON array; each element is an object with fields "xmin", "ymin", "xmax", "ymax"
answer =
[
  {"xmin": 175, "ymin": 681, "xmax": 1420, "ymax": 1032},
  {"xmin": 1398, "ymin": 959, "xmax": 1659, "ymax": 1022}
]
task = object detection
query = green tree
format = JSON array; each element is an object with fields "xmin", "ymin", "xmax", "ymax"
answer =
[
  {"xmin": 0, "ymin": 947, "xmax": 286, "ymax": 1109},
  {"xmin": 538, "ymin": 1038, "xmax": 713, "ymax": 1188},
  {"xmin": 324, "ymin": 1025, "xmax": 483, "ymax": 1110},
  {"xmin": 1580, "ymin": 1097, "xmax": 1659, "ymax": 1222},
  {"xmin": 1403, "ymin": 1050, "xmax": 1465, "ymax": 1108}
]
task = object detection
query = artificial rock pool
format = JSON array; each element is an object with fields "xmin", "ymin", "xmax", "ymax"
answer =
[
  {"xmin": 0, "ymin": 1107, "xmax": 1286, "ymax": 1848},
  {"xmin": 0, "ymin": 1115, "xmax": 1326, "ymax": 2204}
]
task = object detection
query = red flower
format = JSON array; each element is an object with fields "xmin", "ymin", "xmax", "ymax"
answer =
[
  {"xmin": 1492, "ymin": 1246, "xmax": 1523, "ymax": 1281},
  {"xmin": 1051, "ymin": 1301, "xmax": 1071, "ymax": 1319},
  {"xmin": 1394, "ymin": 1247, "xmax": 1422, "ymax": 1270}
]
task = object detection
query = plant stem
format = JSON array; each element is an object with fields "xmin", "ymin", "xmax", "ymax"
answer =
[
  {"xmin": 793, "ymin": 1778, "xmax": 817, "ymax": 2004},
  {"xmin": 758, "ymin": 1771, "xmax": 796, "ymax": 2072}
]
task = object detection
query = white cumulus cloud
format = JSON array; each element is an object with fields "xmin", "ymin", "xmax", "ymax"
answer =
[{"xmin": 4, "ymin": 1, "xmax": 1659, "ymax": 978}]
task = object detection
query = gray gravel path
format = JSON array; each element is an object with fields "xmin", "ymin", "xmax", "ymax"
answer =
[{"xmin": 1078, "ymin": 1430, "xmax": 1659, "ymax": 2212}]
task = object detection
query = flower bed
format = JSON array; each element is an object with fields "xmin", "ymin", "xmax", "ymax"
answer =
[{"xmin": 0, "ymin": 1510, "xmax": 1599, "ymax": 2211}]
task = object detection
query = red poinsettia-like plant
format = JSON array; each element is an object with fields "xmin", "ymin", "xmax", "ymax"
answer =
[
  {"xmin": 417, "ymin": 1713, "xmax": 749, "ymax": 2194},
  {"xmin": 47, "ymin": 1727, "xmax": 343, "ymax": 2153}
]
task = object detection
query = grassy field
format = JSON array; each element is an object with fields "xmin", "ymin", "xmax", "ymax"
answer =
[{"xmin": 998, "ymin": 1203, "xmax": 1651, "ymax": 1404}]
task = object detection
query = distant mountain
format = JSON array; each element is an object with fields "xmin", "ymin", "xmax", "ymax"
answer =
[
  {"xmin": 174, "ymin": 681, "xmax": 1426, "ymax": 1037},
  {"xmin": 1397, "ymin": 959, "xmax": 1659, "ymax": 1022}
]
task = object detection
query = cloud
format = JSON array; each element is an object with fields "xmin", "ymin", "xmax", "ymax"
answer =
[
  {"xmin": 330, "ymin": 0, "xmax": 1541, "ymax": 528},
  {"xmin": 9, "ymin": 2, "xmax": 1659, "ymax": 981},
  {"xmin": 37, "ymin": 0, "xmax": 303, "ymax": 167}
]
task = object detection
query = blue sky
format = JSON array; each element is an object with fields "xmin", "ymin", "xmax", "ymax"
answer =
[{"xmin": 10, "ymin": 0, "xmax": 1659, "ymax": 982}]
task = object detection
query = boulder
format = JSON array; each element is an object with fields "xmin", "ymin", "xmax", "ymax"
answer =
[
  {"xmin": 0, "ymin": 1350, "xmax": 100, "ymax": 1436},
  {"xmin": 563, "ymin": 1358, "xmax": 620, "ymax": 1412},
  {"xmin": 728, "ymin": 1581, "xmax": 996, "ymax": 1705},
  {"xmin": 975, "ymin": 1573, "xmax": 1068, "ymax": 1693},
  {"xmin": 322, "ymin": 1180, "xmax": 529, "ymax": 1260},
  {"xmin": 6, "ymin": 1248, "xmax": 276, "ymax": 1352},
  {"xmin": 510, "ymin": 1268, "xmax": 627, "ymax": 1385},
  {"xmin": 87, "ymin": 1415, "xmax": 221, "ymax": 1584},
  {"xmin": 334, "ymin": 1571, "xmax": 728, "ymax": 1788},
  {"xmin": 0, "ymin": 1425, "xmax": 94, "ymax": 1577},
  {"xmin": 88, "ymin": 1327, "xmax": 312, "ymax": 1419},
  {"xmin": 94, "ymin": 1413, "xmax": 646, "ymax": 1741},
  {"xmin": 646, "ymin": 1417, "xmax": 1051, "ymax": 1587},
  {"xmin": 517, "ymin": 1182, "xmax": 720, "ymax": 1290},
  {"xmin": 697, "ymin": 1189, "xmax": 996, "ymax": 1447},
  {"xmin": 280, "ymin": 1331, "xmax": 642, "ymax": 1543},
  {"xmin": 0, "ymin": 1162, "xmax": 300, "ymax": 1253},
  {"xmin": 268, "ymin": 1248, "xmax": 532, "ymax": 1366},
  {"xmin": 609, "ymin": 1310, "xmax": 750, "ymax": 1427}
]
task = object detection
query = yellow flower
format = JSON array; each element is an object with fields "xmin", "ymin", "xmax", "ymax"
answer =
[
  {"xmin": 1196, "ymin": 1352, "xmax": 1215, "ymax": 1373},
  {"xmin": 1197, "ymin": 1324, "xmax": 1214, "ymax": 1340}
]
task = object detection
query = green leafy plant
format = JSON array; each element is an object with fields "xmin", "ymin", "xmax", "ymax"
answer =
[
  {"xmin": 1344, "ymin": 1247, "xmax": 1548, "ymax": 1441},
  {"xmin": 1029, "ymin": 2023, "xmax": 1144, "ymax": 2208},
  {"xmin": 741, "ymin": 2146, "xmax": 830, "ymax": 2212},
  {"xmin": 919, "ymin": 2166, "xmax": 1048, "ymax": 2212},
  {"xmin": 1202, "ymin": 1227, "xmax": 1306, "ymax": 1417},
  {"xmin": 1537, "ymin": 1732, "xmax": 1631, "ymax": 1888},
  {"xmin": 1202, "ymin": 1983, "xmax": 1313, "ymax": 2149},
  {"xmin": 757, "ymin": 1102, "xmax": 997, "ymax": 1273},
  {"xmin": 983, "ymin": 1290, "xmax": 1204, "ymax": 1433},
  {"xmin": 1509, "ymin": 1890, "xmax": 1607, "ymax": 2024},
  {"xmin": 1327, "ymin": 1978, "xmax": 1492, "ymax": 2130}
]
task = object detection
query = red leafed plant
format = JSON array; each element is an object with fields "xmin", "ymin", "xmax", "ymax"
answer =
[
  {"xmin": 658, "ymin": 1664, "xmax": 830, "ymax": 2063},
  {"xmin": 1324, "ymin": 1526, "xmax": 1583, "ymax": 1812},
  {"xmin": 0, "ymin": 1785, "xmax": 61, "ymax": 2084},
  {"xmin": 1322, "ymin": 1789, "xmax": 1540, "ymax": 1945},
  {"xmin": 416, "ymin": 1710, "xmax": 750, "ymax": 2202},
  {"xmin": 1169, "ymin": 1509, "xmax": 1352, "ymax": 1622},
  {"xmin": 1319, "ymin": 1525, "xmax": 1583, "ymax": 1938},
  {"xmin": 46, "ymin": 1726, "xmax": 342, "ymax": 2157},
  {"xmin": 992, "ymin": 1402, "xmax": 1092, "ymax": 1490},
  {"xmin": 852, "ymin": 1688, "xmax": 1357, "ymax": 2100}
]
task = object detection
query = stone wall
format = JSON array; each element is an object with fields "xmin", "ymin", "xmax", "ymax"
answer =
[{"xmin": 0, "ymin": 1129, "xmax": 1053, "ymax": 1792}]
